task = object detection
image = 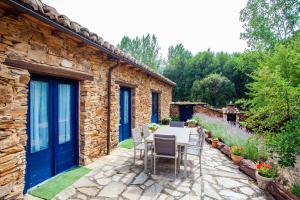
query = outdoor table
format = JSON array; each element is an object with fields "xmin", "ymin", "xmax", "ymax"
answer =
[{"xmin": 144, "ymin": 126, "xmax": 191, "ymax": 177}]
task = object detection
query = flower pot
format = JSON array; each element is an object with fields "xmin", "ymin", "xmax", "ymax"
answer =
[
  {"xmin": 231, "ymin": 154, "xmax": 243, "ymax": 165},
  {"xmin": 255, "ymin": 171, "xmax": 273, "ymax": 190},
  {"xmin": 188, "ymin": 123, "xmax": 196, "ymax": 127},
  {"xmin": 207, "ymin": 131, "xmax": 212, "ymax": 138},
  {"xmin": 211, "ymin": 140, "xmax": 218, "ymax": 148}
]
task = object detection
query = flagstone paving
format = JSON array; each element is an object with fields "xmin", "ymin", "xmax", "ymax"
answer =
[{"xmin": 27, "ymin": 129, "xmax": 273, "ymax": 200}]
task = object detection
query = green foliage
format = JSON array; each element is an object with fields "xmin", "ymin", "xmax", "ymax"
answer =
[
  {"xmin": 160, "ymin": 118, "xmax": 171, "ymax": 125},
  {"xmin": 291, "ymin": 183, "xmax": 300, "ymax": 198},
  {"xmin": 231, "ymin": 145, "xmax": 244, "ymax": 156},
  {"xmin": 240, "ymin": 0, "xmax": 300, "ymax": 50},
  {"xmin": 266, "ymin": 120, "xmax": 300, "ymax": 167},
  {"xmin": 171, "ymin": 115, "xmax": 180, "ymax": 121},
  {"xmin": 191, "ymin": 74, "xmax": 236, "ymax": 107},
  {"xmin": 117, "ymin": 34, "xmax": 162, "ymax": 71},
  {"xmin": 163, "ymin": 49, "xmax": 259, "ymax": 103},
  {"xmin": 243, "ymin": 136, "xmax": 268, "ymax": 161},
  {"xmin": 243, "ymin": 36, "xmax": 300, "ymax": 132}
]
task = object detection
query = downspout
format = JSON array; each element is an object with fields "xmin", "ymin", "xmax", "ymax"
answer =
[{"xmin": 106, "ymin": 60, "xmax": 120, "ymax": 155}]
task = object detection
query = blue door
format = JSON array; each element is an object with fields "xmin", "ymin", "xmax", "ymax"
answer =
[
  {"xmin": 179, "ymin": 105, "xmax": 193, "ymax": 122},
  {"xmin": 25, "ymin": 75, "xmax": 78, "ymax": 192},
  {"xmin": 119, "ymin": 87, "xmax": 131, "ymax": 142},
  {"xmin": 151, "ymin": 92, "xmax": 159, "ymax": 123}
]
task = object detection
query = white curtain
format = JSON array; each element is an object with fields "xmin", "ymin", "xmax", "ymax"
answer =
[
  {"xmin": 124, "ymin": 91, "xmax": 129, "ymax": 124},
  {"xmin": 30, "ymin": 81, "xmax": 49, "ymax": 153},
  {"xmin": 58, "ymin": 84, "xmax": 71, "ymax": 144}
]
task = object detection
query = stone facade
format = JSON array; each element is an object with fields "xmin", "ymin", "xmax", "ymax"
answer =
[
  {"xmin": 0, "ymin": 64, "xmax": 29, "ymax": 199},
  {"xmin": 0, "ymin": 9, "xmax": 172, "ymax": 198}
]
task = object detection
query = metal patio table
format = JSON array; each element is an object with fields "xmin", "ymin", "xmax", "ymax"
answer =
[{"xmin": 144, "ymin": 126, "xmax": 191, "ymax": 177}]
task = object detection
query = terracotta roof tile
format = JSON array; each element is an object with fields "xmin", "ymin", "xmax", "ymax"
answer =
[{"xmin": 18, "ymin": 0, "xmax": 175, "ymax": 86}]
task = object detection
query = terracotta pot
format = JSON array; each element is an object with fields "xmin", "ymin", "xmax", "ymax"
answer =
[
  {"xmin": 231, "ymin": 154, "xmax": 243, "ymax": 165},
  {"xmin": 211, "ymin": 140, "xmax": 218, "ymax": 148},
  {"xmin": 207, "ymin": 131, "xmax": 212, "ymax": 138},
  {"xmin": 255, "ymin": 171, "xmax": 273, "ymax": 190}
]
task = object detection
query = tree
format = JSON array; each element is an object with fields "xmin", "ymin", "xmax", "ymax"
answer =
[
  {"xmin": 163, "ymin": 44, "xmax": 192, "ymax": 101},
  {"xmin": 243, "ymin": 34, "xmax": 300, "ymax": 132},
  {"xmin": 191, "ymin": 74, "xmax": 236, "ymax": 107},
  {"xmin": 117, "ymin": 34, "xmax": 162, "ymax": 71},
  {"xmin": 240, "ymin": 0, "xmax": 300, "ymax": 50}
]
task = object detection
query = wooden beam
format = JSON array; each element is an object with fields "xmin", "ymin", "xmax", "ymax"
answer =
[
  {"xmin": 4, "ymin": 59, "xmax": 94, "ymax": 81},
  {"xmin": 115, "ymin": 80, "xmax": 137, "ymax": 88}
]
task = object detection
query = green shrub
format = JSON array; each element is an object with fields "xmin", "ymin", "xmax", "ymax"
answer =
[
  {"xmin": 160, "ymin": 117, "xmax": 171, "ymax": 125},
  {"xmin": 291, "ymin": 183, "xmax": 300, "ymax": 198},
  {"xmin": 243, "ymin": 136, "xmax": 268, "ymax": 161},
  {"xmin": 171, "ymin": 115, "xmax": 180, "ymax": 121},
  {"xmin": 266, "ymin": 119, "xmax": 300, "ymax": 167},
  {"xmin": 231, "ymin": 145, "xmax": 244, "ymax": 156}
]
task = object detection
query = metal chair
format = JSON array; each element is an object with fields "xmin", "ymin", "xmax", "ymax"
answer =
[
  {"xmin": 132, "ymin": 127, "xmax": 151, "ymax": 164},
  {"xmin": 142, "ymin": 124, "xmax": 151, "ymax": 139},
  {"xmin": 153, "ymin": 134, "xmax": 178, "ymax": 178},
  {"xmin": 169, "ymin": 121, "xmax": 185, "ymax": 128},
  {"xmin": 185, "ymin": 130, "xmax": 205, "ymax": 175}
]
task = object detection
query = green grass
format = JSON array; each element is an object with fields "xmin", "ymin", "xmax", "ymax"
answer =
[
  {"xmin": 119, "ymin": 138, "xmax": 134, "ymax": 149},
  {"xmin": 29, "ymin": 166, "xmax": 91, "ymax": 200}
]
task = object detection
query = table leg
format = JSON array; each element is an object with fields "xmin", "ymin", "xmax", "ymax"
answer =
[
  {"xmin": 144, "ymin": 141, "xmax": 148, "ymax": 172},
  {"xmin": 184, "ymin": 144, "xmax": 187, "ymax": 178}
]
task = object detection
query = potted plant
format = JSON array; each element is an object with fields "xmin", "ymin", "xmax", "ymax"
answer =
[
  {"xmin": 206, "ymin": 130, "xmax": 212, "ymax": 138},
  {"xmin": 255, "ymin": 162, "xmax": 276, "ymax": 190},
  {"xmin": 186, "ymin": 119, "xmax": 198, "ymax": 127},
  {"xmin": 231, "ymin": 145, "xmax": 244, "ymax": 165},
  {"xmin": 211, "ymin": 138, "xmax": 218, "ymax": 148},
  {"xmin": 148, "ymin": 123, "xmax": 160, "ymax": 132},
  {"xmin": 160, "ymin": 117, "xmax": 171, "ymax": 125}
]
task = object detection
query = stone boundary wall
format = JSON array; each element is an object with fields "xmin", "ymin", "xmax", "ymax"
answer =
[
  {"xmin": 0, "ymin": 11, "xmax": 172, "ymax": 198},
  {"xmin": 170, "ymin": 103, "xmax": 246, "ymax": 121}
]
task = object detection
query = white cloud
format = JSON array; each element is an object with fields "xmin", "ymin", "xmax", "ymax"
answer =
[{"xmin": 43, "ymin": 0, "xmax": 248, "ymax": 57}]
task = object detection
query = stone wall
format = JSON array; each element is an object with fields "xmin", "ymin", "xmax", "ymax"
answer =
[
  {"xmin": 0, "ymin": 64, "xmax": 29, "ymax": 199},
  {"xmin": 0, "ymin": 11, "xmax": 172, "ymax": 197},
  {"xmin": 193, "ymin": 105, "xmax": 223, "ymax": 118}
]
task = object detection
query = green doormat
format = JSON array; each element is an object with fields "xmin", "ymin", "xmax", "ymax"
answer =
[
  {"xmin": 29, "ymin": 166, "xmax": 91, "ymax": 200},
  {"xmin": 119, "ymin": 138, "xmax": 134, "ymax": 149}
]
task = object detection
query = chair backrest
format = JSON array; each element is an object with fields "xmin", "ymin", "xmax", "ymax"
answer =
[
  {"xmin": 169, "ymin": 121, "xmax": 184, "ymax": 128},
  {"xmin": 154, "ymin": 134, "xmax": 176, "ymax": 156},
  {"xmin": 142, "ymin": 124, "xmax": 151, "ymax": 138},
  {"xmin": 132, "ymin": 127, "xmax": 142, "ymax": 146}
]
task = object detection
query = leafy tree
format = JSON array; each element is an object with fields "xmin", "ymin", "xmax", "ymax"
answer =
[
  {"xmin": 163, "ymin": 44, "xmax": 192, "ymax": 101},
  {"xmin": 240, "ymin": 0, "xmax": 300, "ymax": 50},
  {"xmin": 243, "ymin": 35, "xmax": 300, "ymax": 132},
  {"xmin": 117, "ymin": 34, "xmax": 162, "ymax": 71},
  {"xmin": 191, "ymin": 74, "xmax": 236, "ymax": 107}
]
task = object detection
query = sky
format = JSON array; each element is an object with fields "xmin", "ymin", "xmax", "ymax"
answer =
[{"xmin": 43, "ymin": 0, "xmax": 249, "ymax": 58}]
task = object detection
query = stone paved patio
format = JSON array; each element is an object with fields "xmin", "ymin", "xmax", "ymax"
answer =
[{"xmin": 27, "ymin": 131, "xmax": 273, "ymax": 200}]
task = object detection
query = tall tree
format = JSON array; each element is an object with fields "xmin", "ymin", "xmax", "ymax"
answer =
[
  {"xmin": 191, "ymin": 74, "xmax": 236, "ymax": 107},
  {"xmin": 163, "ymin": 44, "xmax": 192, "ymax": 101},
  {"xmin": 117, "ymin": 34, "xmax": 162, "ymax": 71},
  {"xmin": 240, "ymin": 0, "xmax": 300, "ymax": 50}
]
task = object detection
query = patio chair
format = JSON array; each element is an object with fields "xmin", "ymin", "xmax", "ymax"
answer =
[
  {"xmin": 185, "ymin": 131, "xmax": 205, "ymax": 175},
  {"xmin": 189, "ymin": 127, "xmax": 204, "ymax": 145},
  {"xmin": 169, "ymin": 121, "xmax": 185, "ymax": 128},
  {"xmin": 132, "ymin": 127, "xmax": 151, "ymax": 164},
  {"xmin": 153, "ymin": 134, "xmax": 178, "ymax": 178},
  {"xmin": 142, "ymin": 124, "xmax": 151, "ymax": 139}
]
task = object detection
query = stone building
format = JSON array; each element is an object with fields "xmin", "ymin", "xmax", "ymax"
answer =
[{"xmin": 0, "ymin": 0, "xmax": 174, "ymax": 198}]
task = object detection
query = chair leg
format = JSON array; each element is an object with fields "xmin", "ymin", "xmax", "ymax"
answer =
[
  {"xmin": 154, "ymin": 156, "xmax": 156, "ymax": 175},
  {"xmin": 199, "ymin": 155, "xmax": 202, "ymax": 176},
  {"xmin": 174, "ymin": 158, "xmax": 177, "ymax": 179},
  {"xmin": 133, "ymin": 149, "xmax": 136, "ymax": 164},
  {"xmin": 140, "ymin": 149, "xmax": 142, "ymax": 159}
]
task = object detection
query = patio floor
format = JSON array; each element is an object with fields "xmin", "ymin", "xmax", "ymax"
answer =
[{"xmin": 28, "ymin": 131, "xmax": 272, "ymax": 200}]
